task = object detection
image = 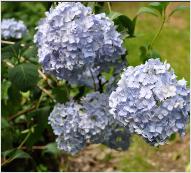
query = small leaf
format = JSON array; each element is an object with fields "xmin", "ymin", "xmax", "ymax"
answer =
[
  {"xmin": 42, "ymin": 142, "xmax": 60, "ymax": 156},
  {"xmin": 1, "ymin": 80, "xmax": 11, "ymax": 101},
  {"xmin": 8, "ymin": 63, "xmax": 40, "ymax": 92},
  {"xmin": 147, "ymin": 49, "xmax": 161, "ymax": 59},
  {"xmin": 169, "ymin": 133, "xmax": 176, "ymax": 141},
  {"xmin": 1, "ymin": 43, "xmax": 24, "ymax": 59},
  {"xmin": 139, "ymin": 46, "xmax": 148, "ymax": 63},
  {"xmin": 109, "ymin": 12, "xmax": 136, "ymax": 37},
  {"xmin": 139, "ymin": 46, "xmax": 161, "ymax": 63},
  {"xmin": 37, "ymin": 164, "xmax": 48, "ymax": 172},
  {"xmin": 11, "ymin": 149, "xmax": 31, "ymax": 160},
  {"xmin": 23, "ymin": 46, "xmax": 38, "ymax": 64},
  {"xmin": 52, "ymin": 86, "xmax": 70, "ymax": 103},
  {"xmin": 149, "ymin": 2, "xmax": 169, "ymax": 15},
  {"xmin": 137, "ymin": 7, "xmax": 159, "ymax": 17},
  {"xmin": 26, "ymin": 106, "xmax": 52, "ymax": 147},
  {"xmin": 2, "ymin": 149, "xmax": 31, "ymax": 159},
  {"xmin": 1, "ymin": 118, "xmax": 10, "ymax": 128},
  {"xmin": 2, "ymin": 149, "xmax": 15, "ymax": 158},
  {"xmin": 108, "ymin": 11, "xmax": 122, "ymax": 20},
  {"xmin": 2, "ymin": 149, "xmax": 31, "ymax": 161},
  {"xmin": 169, "ymin": 5, "xmax": 189, "ymax": 17}
]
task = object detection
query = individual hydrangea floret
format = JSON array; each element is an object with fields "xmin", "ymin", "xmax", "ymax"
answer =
[
  {"xmin": 109, "ymin": 58, "xmax": 190, "ymax": 146},
  {"xmin": 34, "ymin": 2, "xmax": 125, "ymax": 85},
  {"xmin": 1, "ymin": 18, "xmax": 27, "ymax": 39}
]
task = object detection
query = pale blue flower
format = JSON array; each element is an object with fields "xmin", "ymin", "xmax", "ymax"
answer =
[
  {"xmin": 1, "ymin": 18, "xmax": 27, "ymax": 39},
  {"xmin": 109, "ymin": 58, "xmax": 190, "ymax": 146},
  {"xmin": 34, "ymin": 2, "xmax": 125, "ymax": 86}
]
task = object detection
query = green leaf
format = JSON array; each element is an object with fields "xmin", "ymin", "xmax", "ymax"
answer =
[
  {"xmin": 139, "ymin": 46, "xmax": 148, "ymax": 63},
  {"xmin": 26, "ymin": 106, "xmax": 52, "ymax": 147},
  {"xmin": 8, "ymin": 85, "xmax": 22, "ymax": 105},
  {"xmin": 1, "ymin": 128, "xmax": 14, "ymax": 151},
  {"xmin": 1, "ymin": 117, "xmax": 10, "ymax": 128},
  {"xmin": 42, "ymin": 142, "xmax": 60, "ymax": 156},
  {"xmin": 52, "ymin": 86, "xmax": 70, "ymax": 103},
  {"xmin": 108, "ymin": 11, "xmax": 122, "ymax": 20},
  {"xmin": 1, "ymin": 80, "xmax": 11, "ymax": 101},
  {"xmin": 37, "ymin": 164, "xmax": 48, "ymax": 172},
  {"xmin": 23, "ymin": 46, "xmax": 38, "ymax": 64},
  {"xmin": 139, "ymin": 46, "xmax": 161, "ymax": 63},
  {"xmin": 2, "ymin": 149, "xmax": 31, "ymax": 160},
  {"xmin": 1, "ymin": 43, "xmax": 24, "ymax": 59},
  {"xmin": 12, "ymin": 149, "xmax": 31, "ymax": 160},
  {"xmin": 169, "ymin": 133, "xmax": 176, "ymax": 141},
  {"xmin": 109, "ymin": 12, "xmax": 137, "ymax": 37},
  {"xmin": 169, "ymin": 5, "xmax": 189, "ymax": 17},
  {"xmin": 149, "ymin": 2, "xmax": 170, "ymax": 15},
  {"xmin": 137, "ymin": 7, "xmax": 159, "ymax": 17},
  {"xmin": 8, "ymin": 63, "xmax": 40, "ymax": 92},
  {"xmin": 147, "ymin": 49, "xmax": 161, "ymax": 59}
]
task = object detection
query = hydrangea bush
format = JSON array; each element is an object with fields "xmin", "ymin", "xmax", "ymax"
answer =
[
  {"xmin": 2, "ymin": 1, "xmax": 190, "ymax": 170},
  {"xmin": 38, "ymin": 2, "xmax": 189, "ymax": 154},
  {"xmin": 1, "ymin": 18, "xmax": 27, "ymax": 39}
]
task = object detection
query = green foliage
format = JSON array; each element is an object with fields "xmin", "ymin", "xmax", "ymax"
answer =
[
  {"xmin": 42, "ymin": 143, "xmax": 60, "ymax": 157},
  {"xmin": 169, "ymin": 5, "xmax": 189, "ymax": 17},
  {"xmin": 137, "ymin": 7, "xmax": 160, "ymax": 17},
  {"xmin": 1, "ymin": 1, "xmax": 189, "ymax": 172},
  {"xmin": 108, "ymin": 12, "xmax": 137, "ymax": 38},
  {"xmin": 52, "ymin": 86, "xmax": 70, "ymax": 103},
  {"xmin": 8, "ymin": 63, "xmax": 40, "ymax": 92},
  {"xmin": 2, "ymin": 42, "xmax": 25, "ymax": 60},
  {"xmin": 148, "ymin": 2, "xmax": 169, "ymax": 15},
  {"xmin": 139, "ymin": 45, "xmax": 161, "ymax": 63}
]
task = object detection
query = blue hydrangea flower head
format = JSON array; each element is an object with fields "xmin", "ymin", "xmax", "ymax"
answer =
[
  {"xmin": 79, "ymin": 92, "xmax": 114, "ymax": 143},
  {"xmin": 48, "ymin": 101, "xmax": 86, "ymax": 154},
  {"xmin": 34, "ymin": 2, "xmax": 125, "ymax": 85},
  {"xmin": 1, "ymin": 18, "xmax": 27, "ymax": 39},
  {"xmin": 49, "ymin": 92, "xmax": 131, "ymax": 154},
  {"xmin": 109, "ymin": 58, "xmax": 190, "ymax": 146}
]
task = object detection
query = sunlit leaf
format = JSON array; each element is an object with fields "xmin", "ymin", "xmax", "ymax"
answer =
[
  {"xmin": 137, "ymin": 7, "xmax": 159, "ymax": 17},
  {"xmin": 42, "ymin": 142, "xmax": 60, "ymax": 156},
  {"xmin": 169, "ymin": 5, "xmax": 189, "ymax": 17}
]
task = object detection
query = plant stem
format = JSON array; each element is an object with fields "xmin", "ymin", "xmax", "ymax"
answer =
[
  {"xmin": 149, "ymin": 13, "xmax": 166, "ymax": 49},
  {"xmin": 2, "ymin": 130, "xmax": 32, "ymax": 166},
  {"xmin": 18, "ymin": 131, "xmax": 32, "ymax": 149},
  {"xmin": 8, "ymin": 105, "xmax": 36, "ymax": 121},
  {"xmin": 107, "ymin": 2, "xmax": 112, "ymax": 13}
]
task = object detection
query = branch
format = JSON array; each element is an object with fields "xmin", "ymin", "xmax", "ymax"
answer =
[
  {"xmin": 1, "ymin": 40, "xmax": 25, "ymax": 47},
  {"xmin": 37, "ymin": 85, "xmax": 55, "ymax": 100},
  {"xmin": 8, "ymin": 105, "xmax": 36, "ymax": 121}
]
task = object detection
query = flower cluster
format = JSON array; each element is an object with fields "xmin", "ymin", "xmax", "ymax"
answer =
[
  {"xmin": 34, "ymin": 2, "xmax": 125, "ymax": 87},
  {"xmin": 1, "ymin": 18, "xmax": 27, "ymax": 39},
  {"xmin": 48, "ymin": 101, "xmax": 86, "ymax": 154},
  {"xmin": 109, "ymin": 58, "xmax": 190, "ymax": 146},
  {"xmin": 49, "ymin": 92, "xmax": 131, "ymax": 154}
]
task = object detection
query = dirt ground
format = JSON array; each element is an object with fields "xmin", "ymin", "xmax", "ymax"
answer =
[{"xmin": 60, "ymin": 132, "xmax": 189, "ymax": 172}]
